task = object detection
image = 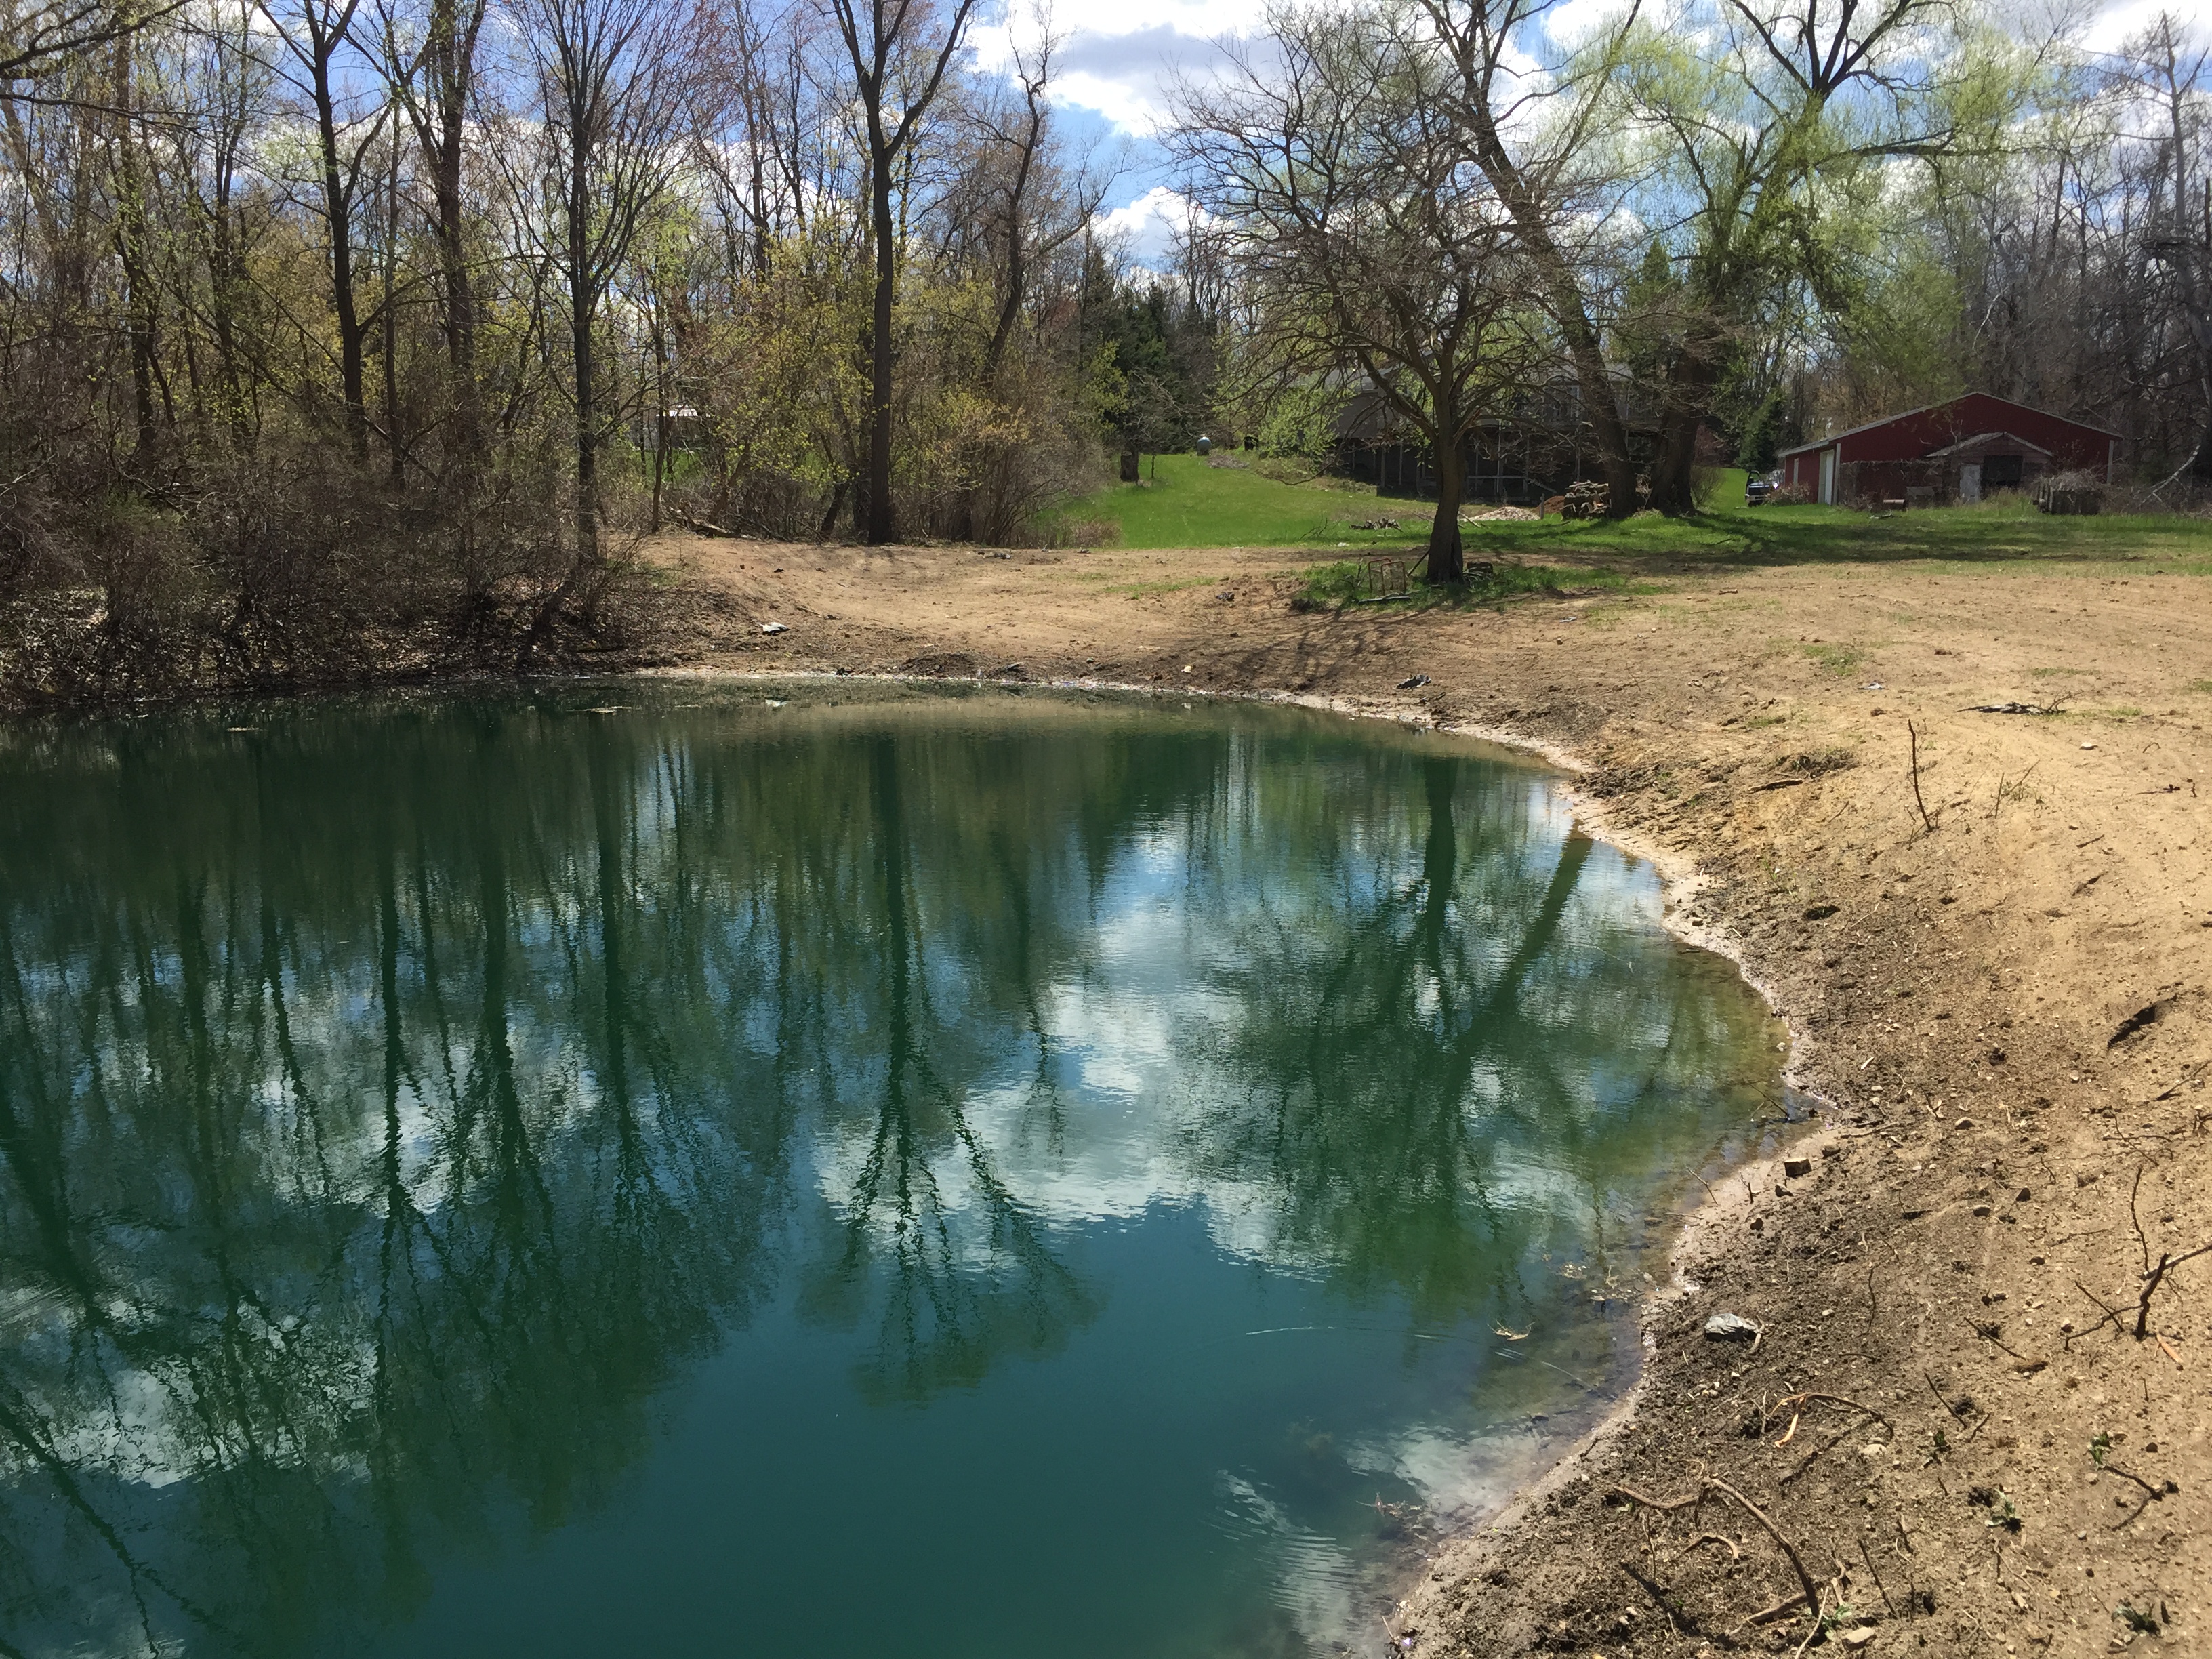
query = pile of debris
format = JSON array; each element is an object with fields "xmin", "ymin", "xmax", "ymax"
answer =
[{"xmin": 1555, "ymin": 480, "xmax": 1611, "ymax": 519}]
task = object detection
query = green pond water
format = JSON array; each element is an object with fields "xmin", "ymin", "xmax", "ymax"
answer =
[{"xmin": 0, "ymin": 682, "xmax": 1786, "ymax": 1659}]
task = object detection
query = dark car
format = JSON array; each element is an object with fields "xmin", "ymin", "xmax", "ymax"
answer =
[{"xmin": 1745, "ymin": 473, "xmax": 1780, "ymax": 506}]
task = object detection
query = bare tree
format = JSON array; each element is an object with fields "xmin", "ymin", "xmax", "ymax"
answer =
[
  {"xmin": 2119, "ymin": 14, "xmax": 2212, "ymax": 480},
  {"xmin": 259, "ymin": 0, "xmax": 389, "ymax": 455},
  {"xmin": 510, "ymin": 0, "xmax": 689, "ymax": 567},
  {"xmin": 380, "ymin": 0, "xmax": 490, "ymax": 471},
  {"xmin": 1168, "ymin": 0, "xmax": 1543, "ymax": 580},
  {"xmin": 824, "ymin": 0, "xmax": 979, "ymax": 544},
  {"xmin": 0, "ymin": 0, "xmax": 180, "ymax": 83}
]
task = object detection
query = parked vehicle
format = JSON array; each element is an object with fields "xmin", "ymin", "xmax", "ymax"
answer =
[{"xmin": 1745, "ymin": 472, "xmax": 1780, "ymax": 506}]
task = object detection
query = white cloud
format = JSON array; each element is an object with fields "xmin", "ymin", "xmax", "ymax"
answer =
[
  {"xmin": 970, "ymin": 0, "xmax": 1262, "ymax": 135},
  {"xmin": 2083, "ymin": 0, "xmax": 2212, "ymax": 53},
  {"xmin": 1092, "ymin": 183, "xmax": 1206, "ymax": 263}
]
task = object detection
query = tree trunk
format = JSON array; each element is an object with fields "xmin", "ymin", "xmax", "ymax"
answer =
[
  {"xmin": 312, "ymin": 57, "xmax": 369, "ymax": 459},
  {"xmin": 864, "ymin": 141, "xmax": 897, "ymax": 544},
  {"xmin": 1647, "ymin": 342, "xmax": 1717, "ymax": 516},
  {"xmin": 426, "ymin": 0, "xmax": 483, "ymax": 457},
  {"xmin": 112, "ymin": 35, "xmax": 159, "ymax": 475},
  {"xmin": 1458, "ymin": 90, "xmax": 1637, "ymax": 518},
  {"xmin": 1427, "ymin": 438, "xmax": 1466, "ymax": 583},
  {"xmin": 382, "ymin": 122, "xmax": 403, "ymax": 483},
  {"xmin": 570, "ymin": 165, "xmax": 598, "ymax": 566}
]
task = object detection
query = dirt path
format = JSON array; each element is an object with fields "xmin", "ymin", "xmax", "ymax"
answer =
[{"xmin": 648, "ymin": 529, "xmax": 2211, "ymax": 1657}]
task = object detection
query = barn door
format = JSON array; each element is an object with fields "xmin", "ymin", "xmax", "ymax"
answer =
[{"xmin": 1818, "ymin": 449, "xmax": 1837, "ymax": 506}]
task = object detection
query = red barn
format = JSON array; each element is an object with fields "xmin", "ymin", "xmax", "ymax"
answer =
[{"xmin": 1778, "ymin": 394, "xmax": 2118, "ymax": 506}]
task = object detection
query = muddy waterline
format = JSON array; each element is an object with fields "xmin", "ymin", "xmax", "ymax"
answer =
[{"xmin": 0, "ymin": 681, "xmax": 1784, "ymax": 1658}]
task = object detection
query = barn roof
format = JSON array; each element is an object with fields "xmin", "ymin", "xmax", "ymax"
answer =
[
  {"xmin": 1778, "ymin": 394, "xmax": 2117, "ymax": 459},
  {"xmin": 1925, "ymin": 431, "xmax": 2053, "ymax": 459}
]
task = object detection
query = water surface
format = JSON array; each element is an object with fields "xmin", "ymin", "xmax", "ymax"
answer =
[{"xmin": 0, "ymin": 682, "xmax": 1782, "ymax": 1658}]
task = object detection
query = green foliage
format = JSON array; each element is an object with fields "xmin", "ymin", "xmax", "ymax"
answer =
[{"xmin": 1254, "ymin": 380, "xmax": 1347, "ymax": 462}]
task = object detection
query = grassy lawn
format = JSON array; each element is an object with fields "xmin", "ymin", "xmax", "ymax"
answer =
[
  {"xmin": 1049, "ymin": 453, "xmax": 1429, "ymax": 551},
  {"xmin": 1462, "ymin": 476, "xmax": 2212, "ymax": 574},
  {"xmin": 1050, "ymin": 455, "xmax": 2212, "ymax": 577}
]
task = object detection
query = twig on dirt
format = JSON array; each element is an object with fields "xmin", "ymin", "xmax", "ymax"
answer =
[
  {"xmin": 2130, "ymin": 1242, "xmax": 2209, "ymax": 1340},
  {"xmin": 2129, "ymin": 1164, "xmax": 2152, "ymax": 1275},
  {"xmin": 2067, "ymin": 1279, "xmax": 2129, "ymax": 1347},
  {"xmin": 1686, "ymin": 1532, "xmax": 1743, "ymax": 1563},
  {"xmin": 1906, "ymin": 720, "xmax": 1936, "ymax": 833},
  {"xmin": 1729, "ymin": 1589, "xmax": 1812, "ymax": 1635},
  {"xmin": 2104, "ymin": 1460, "xmax": 2177, "ymax": 1530},
  {"xmin": 2142, "ymin": 1061, "xmax": 2210, "ymax": 1105},
  {"xmin": 1790, "ymin": 1585, "xmax": 1830, "ymax": 1659},
  {"xmin": 1923, "ymin": 1371, "xmax": 1971, "ymax": 1424},
  {"xmin": 1610, "ymin": 1479, "xmax": 1823, "ymax": 1618},
  {"xmin": 1618, "ymin": 1561, "xmax": 1702, "ymax": 1635},
  {"xmin": 1962, "ymin": 1315, "xmax": 2036, "ymax": 1366},
  {"xmin": 1990, "ymin": 760, "xmax": 2041, "ymax": 823},
  {"xmin": 1857, "ymin": 1539, "xmax": 1896, "ymax": 1618}
]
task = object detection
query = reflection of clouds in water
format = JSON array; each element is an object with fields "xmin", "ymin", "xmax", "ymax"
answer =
[
  {"xmin": 1213, "ymin": 1473, "xmax": 1365, "ymax": 1654},
  {"xmin": 1344, "ymin": 1423, "xmax": 1555, "ymax": 1529},
  {"xmin": 806, "ymin": 790, "xmax": 1685, "ymax": 1273}
]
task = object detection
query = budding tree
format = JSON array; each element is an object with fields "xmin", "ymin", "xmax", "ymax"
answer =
[{"xmin": 1167, "ymin": 0, "xmax": 1544, "ymax": 580}]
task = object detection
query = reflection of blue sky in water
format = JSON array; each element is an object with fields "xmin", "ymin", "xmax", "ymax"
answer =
[{"xmin": 0, "ymin": 684, "xmax": 1780, "ymax": 1659}]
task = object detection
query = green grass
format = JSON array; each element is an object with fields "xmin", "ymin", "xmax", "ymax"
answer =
[
  {"xmin": 1048, "ymin": 453, "xmax": 1429, "ymax": 551},
  {"xmin": 1452, "ymin": 478, "xmax": 2212, "ymax": 574},
  {"xmin": 1802, "ymin": 642, "xmax": 1868, "ymax": 676},
  {"xmin": 1048, "ymin": 453, "xmax": 2212, "ymax": 576},
  {"xmin": 1292, "ymin": 556, "xmax": 1628, "ymax": 611}
]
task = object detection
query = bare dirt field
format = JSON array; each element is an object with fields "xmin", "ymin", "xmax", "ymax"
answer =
[{"xmin": 647, "ymin": 528, "xmax": 2211, "ymax": 1658}]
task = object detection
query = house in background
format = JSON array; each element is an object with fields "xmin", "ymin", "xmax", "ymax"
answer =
[{"xmin": 1778, "ymin": 394, "xmax": 2118, "ymax": 506}]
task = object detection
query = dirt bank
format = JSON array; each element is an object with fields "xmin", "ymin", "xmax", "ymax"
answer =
[{"xmin": 649, "ymin": 529, "xmax": 2211, "ymax": 1658}]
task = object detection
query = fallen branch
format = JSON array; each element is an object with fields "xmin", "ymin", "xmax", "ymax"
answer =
[
  {"xmin": 1907, "ymin": 720, "xmax": 1936, "ymax": 833},
  {"xmin": 1857, "ymin": 1538, "xmax": 1897, "ymax": 1618},
  {"xmin": 1729, "ymin": 1589, "xmax": 1813, "ymax": 1635},
  {"xmin": 1607, "ymin": 1480, "xmax": 1822, "ymax": 1618}
]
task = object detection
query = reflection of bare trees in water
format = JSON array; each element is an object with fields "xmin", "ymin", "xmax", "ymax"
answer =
[
  {"xmin": 0, "ymin": 698, "xmax": 1131, "ymax": 1651},
  {"xmin": 800, "ymin": 737, "xmax": 1097, "ymax": 1404},
  {"xmin": 1180, "ymin": 754, "xmax": 1771, "ymax": 1332},
  {"xmin": 0, "ymin": 691, "xmax": 1774, "ymax": 1656}
]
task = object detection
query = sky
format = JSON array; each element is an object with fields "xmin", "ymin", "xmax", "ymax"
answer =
[{"xmin": 1008, "ymin": 0, "xmax": 2212, "ymax": 266}]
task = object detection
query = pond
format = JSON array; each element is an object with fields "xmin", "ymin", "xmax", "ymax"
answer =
[{"xmin": 0, "ymin": 682, "xmax": 1784, "ymax": 1659}]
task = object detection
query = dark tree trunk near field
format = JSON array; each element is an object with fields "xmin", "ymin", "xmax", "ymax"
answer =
[
  {"xmin": 520, "ymin": 0, "xmax": 687, "ymax": 571},
  {"xmin": 1427, "ymin": 442, "xmax": 1466, "ymax": 584},
  {"xmin": 1427, "ymin": 0, "xmax": 1640, "ymax": 517},
  {"xmin": 829, "ymin": 0, "xmax": 981, "ymax": 546}
]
